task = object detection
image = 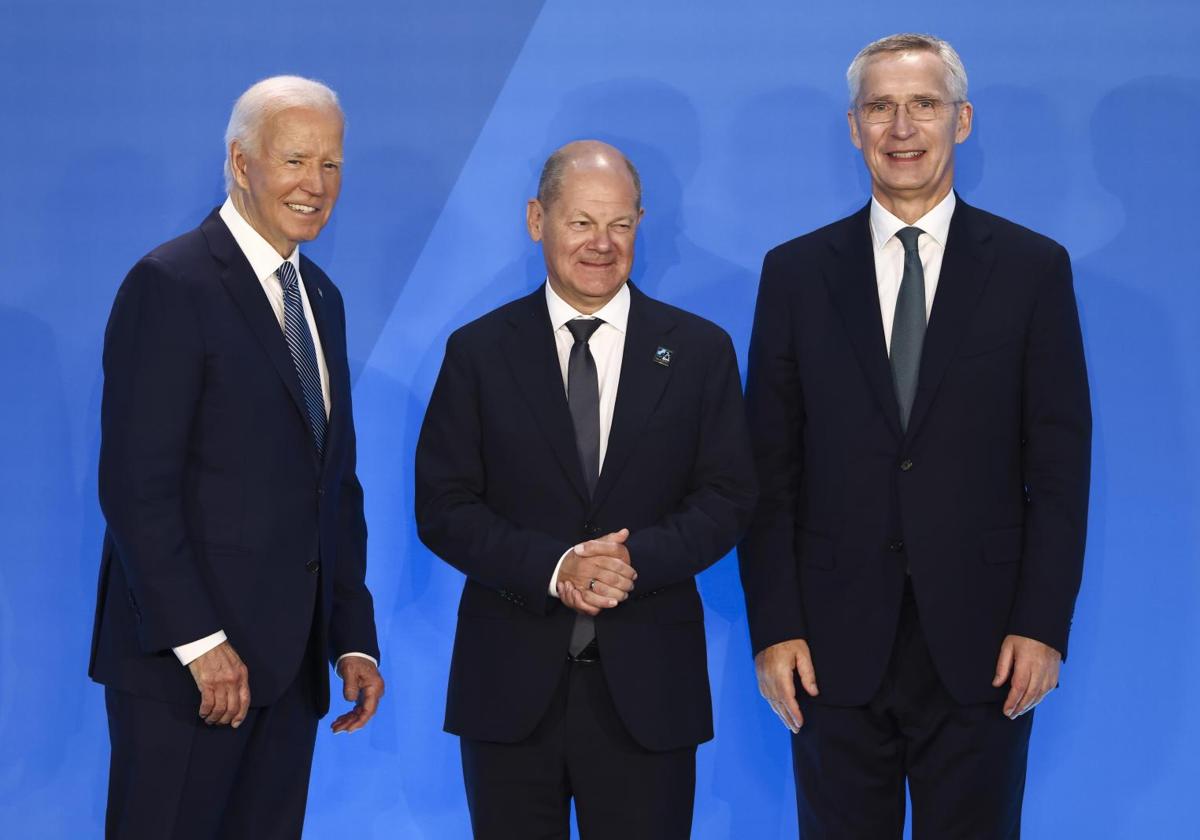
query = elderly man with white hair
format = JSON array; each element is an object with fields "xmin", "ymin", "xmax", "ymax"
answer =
[
  {"xmin": 741, "ymin": 34, "xmax": 1090, "ymax": 837},
  {"xmin": 90, "ymin": 75, "xmax": 383, "ymax": 839}
]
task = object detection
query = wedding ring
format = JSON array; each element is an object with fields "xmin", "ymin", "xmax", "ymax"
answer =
[{"xmin": 588, "ymin": 579, "xmax": 597, "ymax": 592}]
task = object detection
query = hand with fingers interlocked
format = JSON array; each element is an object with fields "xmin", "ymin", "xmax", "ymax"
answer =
[{"xmin": 556, "ymin": 528, "xmax": 637, "ymax": 615}]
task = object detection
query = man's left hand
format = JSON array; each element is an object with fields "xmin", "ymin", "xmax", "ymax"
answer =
[
  {"xmin": 330, "ymin": 657, "xmax": 385, "ymax": 734},
  {"xmin": 992, "ymin": 634, "xmax": 1061, "ymax": 719}
]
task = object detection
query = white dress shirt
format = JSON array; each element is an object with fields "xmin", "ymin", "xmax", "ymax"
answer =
[
  {"xmin": 173, "ymin": 199, "xmax": 374, "ymax": 674},
  {"xmin": 544, "ymin": 280, "xmax": 630, "ymax": 596},
  {"xmin": 870, "ymin": 191, "xmax": 956, "ymax": 354}
]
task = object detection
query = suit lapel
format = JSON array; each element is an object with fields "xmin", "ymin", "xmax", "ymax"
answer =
[
  {"xmin": 825, "ymin": 204, "xmax": 903, "ymax": 440},
  {"xmin": 590, "ymin": 284, "xmax": 675, "ymax": 510},
  {"xmin": 502, "ymin": 290, "xmax": 591, "ymax": 503},
  {"xmin": 202, "ymin": 211, "xmax": 319, "ymax": 472},
  {"xmin": 905, "ymin": 198, "xmax": 995, "ymax": 441}
]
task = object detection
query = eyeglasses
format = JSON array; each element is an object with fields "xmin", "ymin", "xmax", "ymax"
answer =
[{"xmin": 858, "ymin": 98, "xmax": 963, "ymax": 124}]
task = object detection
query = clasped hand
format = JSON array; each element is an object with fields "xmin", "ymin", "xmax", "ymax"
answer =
[{"xmin": 556, "ymin": 528, "xmax": 636, "ymax": 615}]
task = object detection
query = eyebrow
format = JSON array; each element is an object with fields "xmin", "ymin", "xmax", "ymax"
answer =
[
  {"xmin": 862, "ymin": 92, "xmax": 944, "ymax": 102},
  {"xmin": 569, "ymin": 211, "xmax": 636, "ymax": 223},
  {"xmin": 282, "ymin": 150, "xmax": 345, "ymax": 163}
]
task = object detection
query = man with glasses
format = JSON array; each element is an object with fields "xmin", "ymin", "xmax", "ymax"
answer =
[{"xmin": 739, "ymin": 33, "xmax": 1091, "ymax": 837}]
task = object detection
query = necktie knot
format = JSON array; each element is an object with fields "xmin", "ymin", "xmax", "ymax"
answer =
[
  {"xmin": 565, "ymin": 318, "xmax": 603, "ymax": 345},
  {"xmin": 277, "ymin": 261, "xmax": 299, "ymax": 292},
  {"xmin": 895, "ymin": 227, "xmax": 923, "ymax": 254}
]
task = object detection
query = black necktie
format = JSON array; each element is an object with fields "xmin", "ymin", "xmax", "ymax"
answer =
[
  {"xmin": 565, "ymin": 318, "xmax": 603, "ymax": 655},
  {"xmin": 890, "ymin": 227, "xmax": 926, "ymax": 433},
  {"xmin": 566, "ymin": 318, "xmax": 603, "ymax": 494}
]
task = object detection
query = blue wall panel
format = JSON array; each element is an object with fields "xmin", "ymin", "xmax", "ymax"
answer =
[{"xmin": 1, "ymin": 1, "xmax": 1196, "ymax": 836}]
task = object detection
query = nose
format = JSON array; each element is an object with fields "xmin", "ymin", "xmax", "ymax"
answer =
[
  {"xmin": 588, "ymin": 227, "xmax": 613, "ymax": 253},
  {"xmin": 890, "ymin": 107, "xmax": 916, "ymax": 139},
  {"xmin": 300, "ymin": 161, "xmax": 326, "ymax": 196}
]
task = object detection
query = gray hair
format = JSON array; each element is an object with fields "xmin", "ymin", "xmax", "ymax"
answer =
[
  {"xmin": 846, "ymin": 33, "xmax": 968, "ymax": 105},
  {"xmin": 223, "ymin": 75, "xmax": 343, "ymax": 192},
  {"xmin": 537, "ymin": 144, "xmax": 643, "ymax": 211}
]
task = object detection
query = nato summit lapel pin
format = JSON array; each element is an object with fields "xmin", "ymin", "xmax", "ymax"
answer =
[{"xmin": 654, "ymin": 346, "xmax": 673, "ymax": 367}]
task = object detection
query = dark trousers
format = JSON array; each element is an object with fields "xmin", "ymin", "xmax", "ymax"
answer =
[
  {"xmin": 792, "ymin": 582, "xmax": 1034, "ymax": 840},
  {"xmin": 461, "ymin": 658, "xmax": 696, "ymax": 840},
  {"xmin": 104, "ymin": 643, "xmax": 321, "ymax": 840}
]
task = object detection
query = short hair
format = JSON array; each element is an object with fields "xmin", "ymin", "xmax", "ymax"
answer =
[
  {"xmin": 223, "ymin": 75, "xmax": 343, "ymax": 192},
  {"xmin": 537, "ymin": 145, "xmax": 643, "ymax": 211},
  {"xmin": 846, "ymin": 33, "xmax": 969, "ymax": 105}
]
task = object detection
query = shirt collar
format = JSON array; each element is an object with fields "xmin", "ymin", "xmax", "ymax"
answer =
[
  {"xmin": 869, "ymin": 190, "xmax": 956, "ymax": 251},
  {"xmin": 544, "ymin": 280, "xmax": 630, "ymax": 335},
  {"xmin": 219, "ymin": 196, "xmax": 300, "ymax": 282}
]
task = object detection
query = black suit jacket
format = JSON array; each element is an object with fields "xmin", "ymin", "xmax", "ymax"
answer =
[
  {"xmin": 739, "ymin": 198, "xmax": 1091, "ymax": 706},
  {"xmin": 416, "ymin": 283, "xmax": 757, "ymax": 751},
  {"xmin": 89, "ymin": 209, "xmax": 379, "ymax": 715}
]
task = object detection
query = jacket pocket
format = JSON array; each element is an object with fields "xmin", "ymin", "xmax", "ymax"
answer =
[
  {"xmin": 653, "ymin": 587, "xmax": 705, "ymax": 623},
  {"xmin": 957, "ymin": 332, "xmax": 1021, "ymax": 360},
  {"xmin": 982, "ymin": 526, "xmax": 1023, "ymax": 564}
]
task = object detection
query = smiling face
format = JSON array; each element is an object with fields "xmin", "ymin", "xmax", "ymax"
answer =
[
  {"xmin": 848, "ymin": 50, "xmax": 972, "ymax": 222},
  {"xmin": 229, "ymin": 105, "xmax": 344, "ymax": 257},
  {"xmin": 526, "ymin": 154, "xmax": 644, "ymax": 314}
]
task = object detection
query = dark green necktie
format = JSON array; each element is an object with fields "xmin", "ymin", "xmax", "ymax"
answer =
[{"xmin": 890, "ymin": 227, "xmax": 926, "ymax": 432}]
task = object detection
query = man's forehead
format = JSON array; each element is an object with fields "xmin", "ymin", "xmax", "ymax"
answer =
[
  {"xmin": 859, "ymin": 51, "xmax": 950, "ymax": 95},
  {"xmin": 264, "ymin": 107, "xmax": 343, "ymax": 135}
]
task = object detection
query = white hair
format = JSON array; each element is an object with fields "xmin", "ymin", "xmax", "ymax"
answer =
[
  {"xmin": 846, "ymin": 33, "xmax": 969, "ymax": 105},
  {"xmin": 223, "ymin": 75, "xmax": 343, "ymax": 192}
]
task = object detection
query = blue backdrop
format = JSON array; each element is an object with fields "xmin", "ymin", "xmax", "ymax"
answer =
[{"xmin": 2, "ymin": 1, "xmax": 1197, "ymax": 837}]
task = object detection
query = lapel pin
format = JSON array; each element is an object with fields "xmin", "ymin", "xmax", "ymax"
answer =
[
  {"xmin": 317, "ymin": 288, "xmax": 324, "ymax": 298},
  {"xmin": 653, "ymin": 346, "xmax": 673, "ymax": 367}
]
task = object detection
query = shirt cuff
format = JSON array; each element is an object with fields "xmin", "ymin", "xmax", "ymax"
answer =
[
  {"xmin": 548, "ymin": 546, "xmax": 576, "ymax": 597},
  {"xmin": 335, "ymin": 652, "xmax": 379, "ymax": 675},
  {"xmin": 173, "ymin": 630, "xmax": 227, "ymax": 666}
]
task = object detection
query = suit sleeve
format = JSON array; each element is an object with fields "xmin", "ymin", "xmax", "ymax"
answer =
[
  {"xmin": 415, "ymin": 333, "xmax": 570, "ymax": 614},
  {"xmin": 623, "ymin": 329, "xmax": 758, "ymax": 594},
  {"xmin": 328, "ymin": 289, "xmax": 380, "ymax": 664},
  {"xmin": 98, "ymin": 257, "xmax": 221, "ymax": 653},
  {"xmin": 1008, "ymin": 244, "xmax": 1091, "ymax": 658},
  {"xmin": 737, "ymin": 249, "xmax": 809, "ymax": 655}
]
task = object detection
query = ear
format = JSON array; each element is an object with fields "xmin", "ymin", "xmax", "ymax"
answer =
[
  {"xmin": 229, "ymin": 141, "xmax": 252, "ymax": 191},
  {"xmin": 847, "ymin": 109, "xmax": 863, "ymax": 150},
  {"xmin": 954, "ymin": 100, "xmax": 974, "ymax": 144},
  {"xmin": 637, "ymin": 206, "xmax": 646, "ymax": 224},
  {"xmin": 526, "ymin": 199, "xmax": 545, "ymax": 242}
]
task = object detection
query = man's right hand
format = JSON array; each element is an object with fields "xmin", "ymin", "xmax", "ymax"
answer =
[
  {"xmin": 187, "ymin": 640, "xmax": 251, "ymax": 728},
  {"xmin": 557, "ymin": 528, "xmax": 636, "ymax": 616},
  {"xmin": 754, "ymin": 638, "xmax": 819, "ymax": 734}
]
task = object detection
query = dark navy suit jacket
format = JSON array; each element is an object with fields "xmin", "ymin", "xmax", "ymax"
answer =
[
  {"xmin": 415, "ymin": 284, "xmax": 757, "ymax": 751},
  {"xmin": 89, "ymin": 209, "xmax": 379, "ymax": 715},
  {"xmin": 739, "ymin": 198, "xmax": 1091, "ymax": 706}
]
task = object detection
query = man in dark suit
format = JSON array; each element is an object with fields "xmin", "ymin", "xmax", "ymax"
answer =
[
  {"xmin": 90, "ymin": 76, "xmax": 384, "ymax": 839},
  {"xmin": 416, "ymin": 140, "xmax": 757, "ymax": 839},
  {"xmin": 739, "ymin": 34, "xmax": 1091, "ymax": 838}
]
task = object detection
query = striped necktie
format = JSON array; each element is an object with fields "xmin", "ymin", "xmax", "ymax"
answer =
[{"xmin": 277, "ymin": 261, "xmax": 327, "ymax": 458}]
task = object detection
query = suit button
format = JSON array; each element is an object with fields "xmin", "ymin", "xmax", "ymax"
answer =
[
  {"xmin": 899, "ymin": 459, "xmax": 913, "ymax": 472},
  {"xmin": 582, "ymin": 522, "xmax": 600, "ymax": 537},
  {"xmin": 317, "ymin": 487, "xmax": 325, "ymax": 497},
  {"xmin": 306, "ymin": 559, "xmax": 320, "ymax": 573},
  {"xmin": 888, "ymin": 539, "xmax": 905, "ymax": 553}
]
